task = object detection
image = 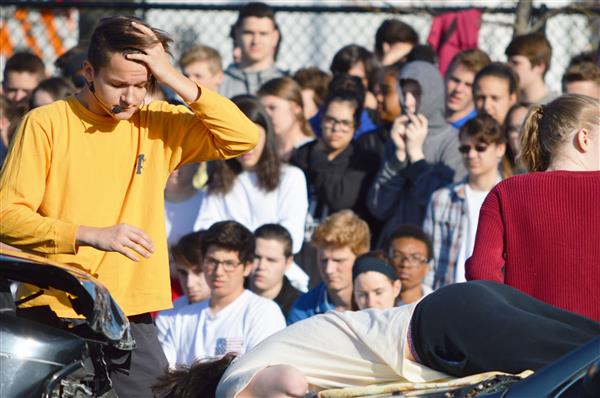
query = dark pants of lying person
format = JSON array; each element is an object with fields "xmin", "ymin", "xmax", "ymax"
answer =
[{"xmin": 411, "ymin": 281, "xmax": 600, "ymax": 377}]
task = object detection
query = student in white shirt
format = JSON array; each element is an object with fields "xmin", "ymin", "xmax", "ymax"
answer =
[
  {"xmin": 155, "ymin": 231, "xmax": 210, "ymax": 343},
  {"xmin": 194, "ymin": 95, "xmax": 309, "ymax": 290},
  {"xmin": 164, "ymin": 163, "xmax": 205, "ymax": 247},
  {"xmin": 159, "ymin": 221, "xmax": 286, "ymax": 367}
]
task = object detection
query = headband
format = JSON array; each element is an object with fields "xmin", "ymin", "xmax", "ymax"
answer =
[{"xmin": 352, "ymin": 257, "xmax": 399, "ymax": 281}]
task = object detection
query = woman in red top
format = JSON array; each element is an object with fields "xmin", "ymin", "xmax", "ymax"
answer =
[{"xmin": 466, "ymin": 94, "xmax": 600, "ymax": 321}]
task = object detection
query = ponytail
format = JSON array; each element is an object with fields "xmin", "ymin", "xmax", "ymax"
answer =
[
  {"xmin": 520, "ymin": 105, "xmax": 547, "ymax": 172},
  {"xmin": 520, "ymin": 94, "xmax": 599, "ymax": 172}
]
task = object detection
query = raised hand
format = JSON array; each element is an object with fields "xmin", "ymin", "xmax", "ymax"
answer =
[
  {"xmin": 125, "ymin": 21, "xmax": 199, "ymax": 102},
  {"xmin": 125, "ymin": 21, "xmax": 177, "ymax": 84},
  {"xmin": 390, "ymin": 115, "xmax": 410, "ymax": 162},
  {"xmin": 77, "ymin": 224, "xmax": 155, "ymax": 262},
  {"xmin": 404, "ymin": 113, "xmax": 428, "ymax": 162}
]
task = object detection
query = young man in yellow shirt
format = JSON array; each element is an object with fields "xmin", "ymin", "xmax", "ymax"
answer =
[{"xmin": 0, "ymin": 16, "xmax": 258, "ymax": 396}]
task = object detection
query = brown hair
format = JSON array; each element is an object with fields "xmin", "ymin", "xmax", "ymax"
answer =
[
  {"xmin": 87, "ymin": 16, "xmax": 173, "ymax": 92},
  {"xmin": 330, "ymin": 44, "xmax": 380, "ymax": 92},
  {"xmin": 30, "ymin": 77, "xmax": 77, "ymax": 108},
  {"xmin": 293, "ymin": 67, "xmax": 332, "ymax": 108},
  {"xmin": 207, "ymin": 95, "xmax": 281, "ymax": 194},
  {"xmin": 312, "ymin": 210, "xmax": 370, "ymax": 256},
  {"xmin": 503, "ymin": 103, "xmax": 529, "ymax": 172},
  {"xmin": 375, "ymin": 19, "xmax": 419, "ymax": 59},
  {"xmin": 521, "ymin": 94, "xmax": 599, "ymax": 172},
  {"xmin": 171, "ymin": 231, "xmax": 206, "ymax": 268},
  {"xmin": 447, "ymin": 48, "xmax": 491, "ymax": 76},
  {"xmin": 233, "ymin": 2, "xmax": 281, "ymax": 59},
  {"xmin": 153, "ymin": 352, "xmax": 237, "ymax": 398},
  {"xmin": 562, "ymin": 62, "xmax": 600, "ymax": 89},
  {"xmin": 505, "ymin": 33, "xmax": 552, "ymax": 77},
  {"xmin": 179, "ymin": 44, "xmax": 222, "ymax": 74},
  {"xmin": 201, "ymin": 221, "xmax": 256, "ymax": 264},
  {"xmin": 254, "ymin": 223, "xmax": 293, "ymax": 258},
  {"xmin": 460, "ymin": 113, "xmax": 511, "ymax": 177},
  {"xmin": 2, "ymin": 51, "xmax": 46, "ymax": 83},
  {"xmin": 473, "ymin": 62, "xmax": 520, "ymax": 96},
  {"xmin": 257, "ymin": 77, "xmax": 314, "ymax": 137}
]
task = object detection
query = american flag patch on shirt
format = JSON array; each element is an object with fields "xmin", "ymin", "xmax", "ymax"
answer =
[{"xmin": 215, "ymin": 337, "xmax": 244, "ymax": 356}]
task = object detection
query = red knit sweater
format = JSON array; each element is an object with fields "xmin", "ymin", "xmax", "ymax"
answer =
[{"xmin": 466, "ymin": 170, "xmax": 600, "ymax": 322}]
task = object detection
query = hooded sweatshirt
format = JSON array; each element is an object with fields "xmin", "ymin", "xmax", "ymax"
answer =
[
  {"xmin": 220, "ymin": 63, "xmax": 288, "ymax": 98},
  {"xmin": 368, "ymin": 61, "xmax": 467, "ymax": 248}
]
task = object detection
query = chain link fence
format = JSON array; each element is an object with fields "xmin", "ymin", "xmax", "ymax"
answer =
[{"xmin": 1, "ymin": 1, "xmax": 599, "ymax": 92}]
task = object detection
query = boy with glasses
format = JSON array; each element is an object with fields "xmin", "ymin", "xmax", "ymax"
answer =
[
  {"xmin": 159, "ymin": 221, "xmax": 285, "ymax": 367},
  {"xmin": 388, "ymin": 224, "xmax": 433, "ymax": 305}
]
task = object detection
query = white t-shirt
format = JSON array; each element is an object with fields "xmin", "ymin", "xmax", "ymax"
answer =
[
  {"xmin": 165, "ymin": 188, "xmax": 205, "ymax": 246},
  {"xmin": 216, "ymin": 304, "xmax": 449, "ymax": 397},
  {"xmin": 160, "ymin": 290, "xmax": 286, "ymax": 367},
  {"xmin": 193, "ymin": 165, "xmax": 308, "ymax": 254},
  {"xmin": 455, "ymin": 185, "xmax": 489, "ymax": 283},
  {"xmin": 155, "ymin": 296, "xmax": 189, "ymax": 349}
]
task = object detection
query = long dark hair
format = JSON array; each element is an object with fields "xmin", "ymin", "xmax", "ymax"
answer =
[
  {"xmin": 153, "ymin": 353, "xmax": 237, "ymax": 398},
  {"xmin": 207, "ymin": 95, "xmax": 281, "ymax": 194}
]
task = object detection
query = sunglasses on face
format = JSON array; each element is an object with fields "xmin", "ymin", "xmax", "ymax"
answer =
[{"xmin": 458, "ymin": 143, "xmax": 489, "ymax": 154}]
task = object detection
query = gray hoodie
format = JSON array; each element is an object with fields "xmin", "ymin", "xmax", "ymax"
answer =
[
  {"xmin": 368, "ymin": 61, "xmax": 467, "ymax": 247},
  {"xmin": 219, "ymin": 63, "xmax": 288, "ymax": 98}
]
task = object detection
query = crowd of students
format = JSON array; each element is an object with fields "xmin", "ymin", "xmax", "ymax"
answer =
[{"xmin": 0, "ymin": 2, "xmax": 599, "ymax": 397}]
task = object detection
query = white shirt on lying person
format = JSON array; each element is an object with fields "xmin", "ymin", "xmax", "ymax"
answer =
[
  {"xmin": 216, "ymin": 303, "xmax": 449, "ymax": 396},
  {"xmin": 160, "ymin": 289, "xmax": 286, "ymax": 368}
]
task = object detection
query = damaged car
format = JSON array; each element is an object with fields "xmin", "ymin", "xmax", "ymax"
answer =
[{"xmin": 0, "ymin": 250, "xmax": 134, "ymax": 398}]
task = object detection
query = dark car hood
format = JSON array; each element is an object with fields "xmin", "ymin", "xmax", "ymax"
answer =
[{"xmin": 0, "ymin": 250, "xmax": 134, "ymax": 350}]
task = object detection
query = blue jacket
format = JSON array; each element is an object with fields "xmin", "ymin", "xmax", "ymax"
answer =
[{"xmin": 286, "ymin": 283, "xmax": 335, "ymax": 325}]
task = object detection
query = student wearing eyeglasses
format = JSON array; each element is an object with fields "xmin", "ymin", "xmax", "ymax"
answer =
[
  {"xmin": 159, "ymin": 220, "xmax": 285, "ymax": 368},
  {"xmin": 291, "ymin": 74, "xmax": 379, "ymax": 242},
  {"xmin": 423, "ymin": 114, "xmax": 506, "ymax": 289},
  {"xmin": 387, "ymin": 224, "xmax": 434, "ymax": 304}
]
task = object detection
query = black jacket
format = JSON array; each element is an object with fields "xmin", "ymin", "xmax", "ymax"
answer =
[
  {"xmin": 275, "ymin": 276, "xmax": 303, "ymax": 319},
  {"xmin": 291, "ymin": 139, "xmax": 379, "ymax": 227}
]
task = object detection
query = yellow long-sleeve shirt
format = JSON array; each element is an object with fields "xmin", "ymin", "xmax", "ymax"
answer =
[{"xmin": 0, "ymin": 86, "xmax": 258, "ymax": 317}]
